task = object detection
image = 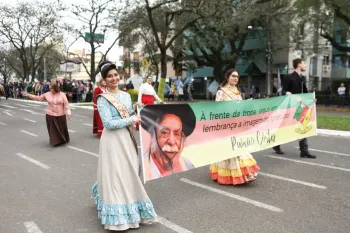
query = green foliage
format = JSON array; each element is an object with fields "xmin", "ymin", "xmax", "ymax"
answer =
[{"xmin": 127, "ymin": 89, "xmax": 139, "ymax": 103}]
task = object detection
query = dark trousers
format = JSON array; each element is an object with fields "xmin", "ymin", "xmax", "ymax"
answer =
[
  {"xmin": 273, "ymin": 138, "xmax": 309, "ymax": 153},
  {"xmin": 338, "ymin": 95, "xmax": 345, "ymax": 108}
]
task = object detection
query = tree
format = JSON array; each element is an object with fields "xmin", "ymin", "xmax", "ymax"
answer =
[
  {"xmin": 254, "ymin": 0, "xmax": 293, "ymax": 94},
  {"xmin": 0, "ymin": 50, "xmax": 12, "ymax": 84},
  {"xmin": 141, "ymin": 0, "xmax": 224, "ymax": 100},
  {"xmin": 0, "ymin": 1, "xmax": 63, "ymax": 81},
  {"xmin": 293, "ymin": 0, "xmax": 350, "ymax": 52},
  {"xmin": 69, "ymin": 0, "xmax": 126, "ymax": 82}
]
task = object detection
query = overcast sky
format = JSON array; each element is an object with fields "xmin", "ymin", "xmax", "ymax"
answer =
[{"xmin": 2, "ymin": 0, "xmax": 124, "ymax": 64}]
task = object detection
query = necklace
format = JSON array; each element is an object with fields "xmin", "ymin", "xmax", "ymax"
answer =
[{"xmin": 225, "ymin": 85, "xmax": 240, "ymax": 95}]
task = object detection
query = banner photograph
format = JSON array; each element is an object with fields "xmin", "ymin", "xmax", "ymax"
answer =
[{"xmin": 139, "ymin": 93, "xmax": 317, "ymax": 182}]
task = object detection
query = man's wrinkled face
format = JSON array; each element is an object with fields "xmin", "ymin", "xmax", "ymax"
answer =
[{"xmin": 156, "ymin": 114, "xmax": 184, "ymax": 159}]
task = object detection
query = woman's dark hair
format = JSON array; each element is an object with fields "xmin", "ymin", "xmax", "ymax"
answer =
[
  {"xmin": 101, "ymin": 62, "xmax": 117, "ymax": 79},
  {"xmin": 220, "ymin": 68, "xmax": 239, "ymax": 87},
  {"xmin": 51, "ymin": 83, "xmax": 60, "ymax": 93}
]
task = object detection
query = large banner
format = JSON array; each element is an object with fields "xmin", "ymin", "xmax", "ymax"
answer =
[{"xmin": 139, "ymin": 93, "xmax": 317, "ymax": 182}]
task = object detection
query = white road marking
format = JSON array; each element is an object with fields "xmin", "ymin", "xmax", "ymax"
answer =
[
  {"xmin": 67, "ymin": 145, "xmax": 99, "ymax": 157},
  {"xmin": 68, "ymin": 129, "xmax": 76, "ymax": 133},
  {"xmin": 16, "ymin": 104, "xmax": 31, "ymax": 108},
  {"xmin": 26, "ymin": 103, "xmax": 41, "ymax": 107},
  {"xmin": 180, "ymin": 178, "xmax": 283, "ymax": 213},
  {"xmin": 24, "ymin": 118, "xmax": 37, "ymax": 123},
  {"xmin": 158, "ymin": 216, "xmax": 193, "ymax": 233},
  {"xmin": 20, "ymin": 130, "xmax": 38, "ymax": 137},
  {"xmin": 20, "ymin": 109, "xmax": 43, "ymax": 115},
  {"xmin": 83, "ymin": 123, "xmax": 93, "ymax": 127},
  {"xmin": 0, "ymin": 121, "xmax": 6, "ymax": 126},
  {"xmin": 2, "ymin": 104, "xmax": 16, "ymax": 109},
  {"xmin": 259, "ymin": 172, "xmax": 327, "ymax": 189},
  {"xmin": 3, "ymin": 111, "xmax": 13, "ymax": 116},
  {"xmin": 75, "ymin": 114, "xmax": 88, "ymax": 118},
  {"xmin": 24, "ymin": 221, "xmax": 43, "ymax": 233},
  {"xmin": 265, "ymin": 155, "xmax": 350, "ymax": 172},
  {"xmin": 17, "ymin": 153, "xmax": 50, "ymax": 170},
  {"xmin": 294, "ymin": 147, "xmax": 350, "ymax": 157}
]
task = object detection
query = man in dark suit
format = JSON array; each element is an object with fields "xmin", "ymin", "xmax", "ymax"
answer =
[{"xmin": 272, "ymin": 58, "xmax": 316, "ymax": 159}]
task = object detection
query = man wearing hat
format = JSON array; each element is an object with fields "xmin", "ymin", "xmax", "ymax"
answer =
[{"xmin": 141, "ymin": 104, "xmax": 196, "ymax": 181}]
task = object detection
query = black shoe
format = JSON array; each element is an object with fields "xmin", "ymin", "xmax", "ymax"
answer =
[
  {"xmin": 273, "ymin": 148, "xmax": 284, "ymax": 154},
  {"xmin": 300, "ymin": 152, "xmax": 316, "ymax": 159}
]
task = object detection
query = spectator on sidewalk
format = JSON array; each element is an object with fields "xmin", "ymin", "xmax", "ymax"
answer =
[
  {"xmin": 337, "ymin": 83, "xmax": 346, "ymax": 108},
  {"xmin": 324, "ymin": 86, "xmax": 332, "ymax": 107}
]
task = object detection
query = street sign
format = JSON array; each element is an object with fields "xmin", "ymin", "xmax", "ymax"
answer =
[{"xmin": 84, "ymin": 33, "xmax": 105, "ymax": 44}]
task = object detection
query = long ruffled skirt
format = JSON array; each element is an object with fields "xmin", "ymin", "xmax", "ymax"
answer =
[
  {"xmin": 209, "ymin": 154, "xmax": 260, "ymax": 185},
  {"xmin": 92, "ymin": 128, "xmax": 158, "ymax": 231}
]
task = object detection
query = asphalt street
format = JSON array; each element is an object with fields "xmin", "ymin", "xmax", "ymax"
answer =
[{"xmin": 1, "ymin": 97, "xmax": 350, "ymax": 233}]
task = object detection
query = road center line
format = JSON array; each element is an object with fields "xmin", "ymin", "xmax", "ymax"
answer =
[
  {"xmin": 24, "ymin": 221, "xmax": 43, "ymax": 233},
  {"xmin": 0, "ymin": 121, "xmax": 6, "ymax": 126},
  {"xmin": 2, "ymin": 104, "xmax": 16, "ymax": 109},
  {"xmin": 24, "ymin": 118, "xmax": 37, "ymax": 123},
  {"xmin": 180, "ymin": 178, "xmax": 283, "ymax": 213},
  {"xmin": 265, "ymin": 155, "xmax": 350, "ymax": 172},
  {"xmin": 83, "ymin": 123, "xmax": 93, "ymax": 127},
  {"xmin": 294, "ymin": 147, "xmax": 350, "ymax": 157},
  {"xmin": 16, "ymin": 103, "xmax": 33, "ymax": 108},
  {"xmin": 158, "ymin": 216, "xmax": 193, "ymax": 233},
  {"xmin": 3, "ymin": 111, "xmax": 13, "ymax": 116},
  {"xmin": 17, "ymin": 153, "xmax": 50, "ymax": 170},
  {"xmin": 20, "ymin": 130, "xmax": 38, "ymax": 137},
  {"xmin": 68, "ymin": 129, "xmax": 76, "ymax": 133},
  {"xmin": 67, "ymin": 145, "xmax": 99, "ymax": 157},
  {"xmin": 259, "ymin": 172, "xmax": 327, "ymax": 189},
  {"xmin": 75, "ymin": 114, "xmax": 88, "ymax": 118}
]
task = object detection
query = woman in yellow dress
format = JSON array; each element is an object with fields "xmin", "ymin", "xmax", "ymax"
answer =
[{"xmin": 209, "ymin": 69, "xmax": 260, "ymax": 185}]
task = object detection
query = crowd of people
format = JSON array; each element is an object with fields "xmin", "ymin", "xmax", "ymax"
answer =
[{"xmin": 0, "ymin": 79, "xmax": 94, "ymax": 103}]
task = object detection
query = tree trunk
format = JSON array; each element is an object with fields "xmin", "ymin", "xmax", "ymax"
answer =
[{"xmin": 157, "ymin": 49, "xmax": 167, "ymax": 100}]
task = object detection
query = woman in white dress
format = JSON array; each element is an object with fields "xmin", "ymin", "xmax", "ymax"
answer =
[{"xmin": 91, "ymin": 63, "xmax": 158, "ymax": 231}]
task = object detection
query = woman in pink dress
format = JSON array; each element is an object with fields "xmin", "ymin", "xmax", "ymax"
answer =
[{"xmin": 23, "ymin": 83, "xmax": 71, "ymax": 146}]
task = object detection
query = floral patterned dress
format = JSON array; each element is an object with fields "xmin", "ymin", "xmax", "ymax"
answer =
[{"xmin": 209, "ymin": 85, "xmax": 260, "ymax": 185}]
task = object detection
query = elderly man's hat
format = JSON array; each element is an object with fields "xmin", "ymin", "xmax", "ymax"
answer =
[{"xmin": 141, "ymin": 104, "xmax": 196, "ymax": 137}]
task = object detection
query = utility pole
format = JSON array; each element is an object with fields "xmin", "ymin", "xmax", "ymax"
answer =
[{"xmin": 266, "ymin": 15, "xmax": 272, "ymax": 96}]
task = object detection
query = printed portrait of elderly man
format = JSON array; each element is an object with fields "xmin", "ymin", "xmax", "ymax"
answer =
[{"xmin": 141, "ymin": 104, "xmax": 196, "ymax": 181}]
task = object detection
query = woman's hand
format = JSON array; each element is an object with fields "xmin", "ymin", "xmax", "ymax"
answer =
[
  {"xmin": 67, "ymin": 114, "xmax": 72, "ymax": 119},
  {"xmin": 132, "ymin": 115, "xmax": 141, "ymax": 123},
  {"xmin": 161, "ymin": 101, "xmax": 167, "ymax": 104},
  {"xmin": 137, "ymin": 102, "xmax": 143, "ymax": 107}
]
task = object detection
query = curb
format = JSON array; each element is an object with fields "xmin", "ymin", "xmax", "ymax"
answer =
[
  {"xmin": 317, "ymin": 129, "xmax": 350, "ymax": 137},
  {"xmin": 316, "ymin": 106, "xmax": 350, "ymax": 113}
]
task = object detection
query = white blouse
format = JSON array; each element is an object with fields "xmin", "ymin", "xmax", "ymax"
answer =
[{"xmin": 137, "ymin": 83, "xmax": 162, "ymax": 102}]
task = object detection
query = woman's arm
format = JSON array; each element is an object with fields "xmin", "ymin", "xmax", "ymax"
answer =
[
  {"xmin": 97, "ymin": 96, "xmax": 137, "ymax": 129},
  {"xmin": 137, "ymin": 85, "xmax": 144, "ymax": 103},
  {"xmin": 23, "ymin": 92, "xmax": 46, "ymax": 101},
  {"xmin": 215, "ymin": 90, "xmax": 224, "ymax": 101},
  {"xmin": 62, "ymin": 93, "xmax": 71, "ymax": 118}
]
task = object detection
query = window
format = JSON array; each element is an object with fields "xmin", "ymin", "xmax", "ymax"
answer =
[{"xmin": 323, "ymin": 56, "xmax": 329, "ymax": 65}]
